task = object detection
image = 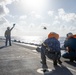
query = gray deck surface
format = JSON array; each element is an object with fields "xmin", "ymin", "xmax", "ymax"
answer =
[{"xmin": 0, "ymin": 40, "xmax": 76, "ymax": 75}]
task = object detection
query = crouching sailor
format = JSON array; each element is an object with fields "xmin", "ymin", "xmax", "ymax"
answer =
[
  {"xmin": 62, "ymin": 33, "xmax": 76, "ymax": 62},
  {"xmin": 40, "ymin": 32, "xmax": 62, "ymax": 71}
]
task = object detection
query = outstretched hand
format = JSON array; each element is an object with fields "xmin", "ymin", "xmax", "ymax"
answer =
[{"xmin": 13, "ymin": 24, "xmax": 15, "ymax": 27}]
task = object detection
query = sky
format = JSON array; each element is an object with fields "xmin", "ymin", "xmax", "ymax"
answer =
[{"xmin": 0, "ymin": 0, "xmax": 76, "ymax": 37}]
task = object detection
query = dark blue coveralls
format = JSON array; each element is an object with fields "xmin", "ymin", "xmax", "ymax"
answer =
[
  {"xmin": 62, "ymin": 37, "xmax": 76, "ymax": 62},
  {"xmin": 5, "ymin": 25, "xmax": 15, "ymax": 46},
  {"xmin": 41, "ymin": 37, "xmax": 62, "ymax": 68}
]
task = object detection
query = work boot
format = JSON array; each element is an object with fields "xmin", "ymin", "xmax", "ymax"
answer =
[
  {"xmin": 70, "ymin": 59, "xmax": 74, "ymax": 62},
  {"xmin": 42, "ymin": 64, "xmax": 48, "ymax": 72},
  {"xmin": 53, "ymin": 60, "xmax": 57, "ymax": 66},
  {"xmin": 58, "ymin": 59, "xmax": 62, "ymax": 65}
]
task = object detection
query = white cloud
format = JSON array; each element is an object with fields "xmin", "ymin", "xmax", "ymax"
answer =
[
  {"xmin": 7, "ymin": 14, "xmax": 15, "ymax": 18},
  {"xmin": 0, "ymin": 18, "xmax": 11, "ymax": 36},
  {"xmin": 0, "ymin": 0, "xmax": 19, "ymax": 18},
  {"xmin": 13, "ymin": 8, "xmax": 76, "ymax": 36},
  {"xmin": 58, "ymin": 8, "xmax": 65, "ymax": 16},
  {"xmin": 35, "ymin": 14, "xmax": 42, "ymax": 19},
  {"xmin": 40, "ymin": 23, "xmax": 50, "ymax": 27},
  {"xmin": 57, "ymin": 8, "xmax": 76, "ymax": 22},
  {"xmin": 63, "ymin": 13, "xmax": 76, "ymax": 22},
  {"xmin": 0, "ymin": 17, "xmax": 8, "ymax": 25},
  {"xmin": 0, "ymin": 5, "xmax": 9, "ymax": 17},
  {"xmin": 0, "ymin": 4, "xmax": 9, "ymax": 35},
  {"xmin": 55, "ymin": 16, "xmax": 59, "ymax": 20},
  {"xmin": 17, "ymin": 20, "xmax": 27, "ymax": 27},
  {"xmin": 48, "ymin": 10, "xmax": 54, "ymax": 16},
  {"xmin": 30, "ymin": 11, "xmax": 42, "ymax": 19},
  {"xmin": 19, "ymin": 15, "xmax": 27, "ymax": 20},
  {"xmin": 0, "ymin": 0, "xmax": 14, "ymax": 25},
  {"xmin": 0, "ymin": 0, "xmax": 13, "ymax": 5},
  {"xmin": 10, "ymin": 8, "xmax": 76, "ymax": 36},
  {"xmin": 0, "ymin": 0, "xmax": 16, "ymax": 28},
  {"xmin": 68, "ymin": 26, "xmax": 76, "ymax": 31},
  {"xmin": 0, "ymin": 0, "xmax": 19, "ymax": 5},
  {"xmin": 52, "ymin": 20, "xmax": 60, "ymax": 25}
]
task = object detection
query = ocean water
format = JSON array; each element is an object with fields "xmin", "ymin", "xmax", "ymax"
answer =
[
  {"xmin": 0, "ymin": 36, "xmax": 65, "ymax": 47},
  {"xmin": 12, "ymin": 36, "xmax": 65, "ymax": 47}
]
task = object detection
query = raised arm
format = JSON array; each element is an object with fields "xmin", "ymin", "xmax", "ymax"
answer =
[{"xmin": 10, "ymin": 24, "xmax": 15, "ymax": 31}]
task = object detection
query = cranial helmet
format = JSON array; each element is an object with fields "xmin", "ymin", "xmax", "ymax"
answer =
[
  {"xmin": 48, "ymin": 32, "xmax": 59, "ymax": 39},
  {"xmin": 7, "ymin": 27, "xmax": 10, "ymax": 30},
  {"xmin": 67, "ymin": 32, "xmax": 73, "ymax": 37}
]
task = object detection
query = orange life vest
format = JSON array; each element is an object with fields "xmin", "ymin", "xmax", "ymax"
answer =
[
  {"xmin": 67, "ymin": 34, "xmax": 76, "ymax": 39},
  {"xmin": 72, "ymin": 34, "xmax": 76, "ymax": 38}
]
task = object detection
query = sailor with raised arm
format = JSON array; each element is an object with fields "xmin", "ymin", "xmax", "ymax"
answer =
[{"xmin": 5, "ymin": 24, "xmax": 15, "ymax": 46}]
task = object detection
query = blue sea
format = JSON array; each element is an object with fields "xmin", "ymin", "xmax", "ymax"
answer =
[
  {"xmin": 0, "ymin": 36, "xmax": 65, "ymax": 47},
  {"xmin": 12, "ymin": 36, "xmax": 65, "ymax": 47}
]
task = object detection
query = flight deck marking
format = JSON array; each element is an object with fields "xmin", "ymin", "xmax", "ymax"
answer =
[{"xmin": 37, "ymin": 68, "xmax": 52, "ymax": 74}]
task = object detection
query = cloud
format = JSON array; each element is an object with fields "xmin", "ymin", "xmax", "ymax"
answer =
[
  {"xmin": 68, "ymin": 26, "xmax": 76, "ymax": 31},
  {"xmin": 52, "ymin": 20, "xmax": 60, "ymax": 25},
  {"xmin": 7, "ymin": 14, "xmax": 15, "ymax": 18},
  {"xmin": 58, "ymin": 8, "xmax": 65, "ymax": 16},
  {"xmin": 0, "ymin": 0, "xmax": 19, "ymax": 5},
  {"xmin": 0, "ymin": 0, "xmax": 13, "ymax": 25},
  {"xmin": 11, "ymin": 8, "xmax": 76, "ymax": 36},
  {"xmin": 57, "ymin": 8, "xmax": 76, "ymax": 22},
  {"xmin": 0, "ymin": 0, "xmax": 17, "ymax": 27},
  {"xmin": 13, "ymin": 8, "xmax": 76, "ymax": 36},
  {"xmin": 30, "ymin": 11, "xmax": 42, "ymax": 19},
  {"xmin": 28, "ymin": 23, "xmax": 35, "ymax": 28},
  {"xmin": 0, "ymin": 18, "xmax": 10, "ymax": 36},
  {"xmin": 63, "ymin": 13, "xmax": 76, "ymax": 22},
  {"xmin": 0, "ymin": 17, "xmax": 9, "ymax": 25},
  {"xmin": 0, "ymin": 0, "xmax": 19, "ymax": 18},
  {"xmin": 0, "ymin": 0, "xmax": 13, "ymax": 5},
  {"xmin": 0, "ymin": 5, "xmax": 9, "ymax": 17},
  {"xmin": 48, "ymin": 10, "xmax": 54, "ymax": 16},
  {"xmin": 35, "ymin": 14, "xmax": 42, "ymax": 19},
  {"xmin": 19, "ymin": 15, "xmax": 27, "ymax": 20},
  {"xmin": 39, "ymin": 23, "xmax": 50, "ymax": 27}
]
